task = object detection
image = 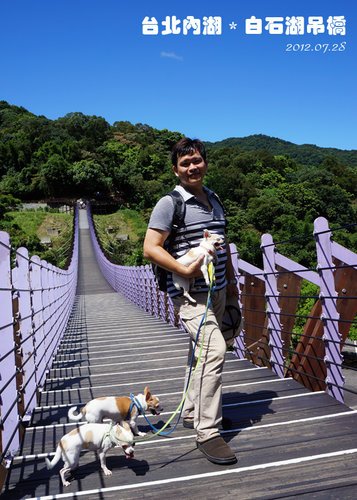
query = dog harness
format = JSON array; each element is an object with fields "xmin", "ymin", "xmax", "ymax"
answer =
[{"xmin": 101, "ymin": 423, "xmax": 131, "ymax": 447}]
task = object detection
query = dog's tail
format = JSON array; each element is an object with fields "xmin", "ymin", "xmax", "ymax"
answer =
[
  {"xmin": 68, "ymin": 405, "xmax": 85, "ymax": 422},
  {"xmin": 45, "ymin": 445, "xmax": 62, "ymax": 470}
]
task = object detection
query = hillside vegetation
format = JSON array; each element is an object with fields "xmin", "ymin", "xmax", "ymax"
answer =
[
  {"xmin": 0, "ymin": 100, "xmax": 356, "ymax": 268},
  {"xmin": 0, "ymin": 207, "xmax": 73, "ymax": 268}
]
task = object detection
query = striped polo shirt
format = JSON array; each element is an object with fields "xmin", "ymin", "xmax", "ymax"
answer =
[{"xmin": 148, "ymin": 184, "xmax": 227, "ymax": 298}]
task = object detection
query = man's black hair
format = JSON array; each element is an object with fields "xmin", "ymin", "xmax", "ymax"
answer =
[{"xmin": 171, "ymin": 137, "xmax": 207, "ymax": 167}]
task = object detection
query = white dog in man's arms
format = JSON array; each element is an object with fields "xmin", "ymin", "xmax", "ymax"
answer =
[{"xmin": 172, "ymin": 229, "xmax": 224, "ymax": 303}]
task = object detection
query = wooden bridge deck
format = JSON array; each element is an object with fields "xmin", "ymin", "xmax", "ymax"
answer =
[{"xmin": 2, "ymin": 212, "xmax": 357, "ymax": 499}]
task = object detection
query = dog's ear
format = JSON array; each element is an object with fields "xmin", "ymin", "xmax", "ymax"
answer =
[
  {"xmin": 203, "ymin": 229, "xmax": 210, "ymax": 239},
  {"xmin": 144, "ymin": 386, "xmax": 152, "ymax": 401}
]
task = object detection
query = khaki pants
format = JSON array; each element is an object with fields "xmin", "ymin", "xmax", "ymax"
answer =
[{"xmin": 173, "ymin": 288, "xmax": 227, "ymax": 442}]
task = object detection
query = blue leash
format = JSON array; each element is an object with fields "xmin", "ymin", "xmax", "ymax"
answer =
[{"xmin": 130, "ymin": 286, "xmax": 214, "ymax": 437}]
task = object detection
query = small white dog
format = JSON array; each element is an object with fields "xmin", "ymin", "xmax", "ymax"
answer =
[
  {"xmin": 45, "ymin": 421, "xmax": 135, "ymax": 487},
  {"xmin": 68, "ymin": 386, "xmax": 162, "ymax": 437},
  {"xmin": 172, "ymin": 229, "xmax": 224, "ymax": 303}
]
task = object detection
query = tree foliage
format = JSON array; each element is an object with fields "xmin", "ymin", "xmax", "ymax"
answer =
[{"xmin": 0, "ymin": 100, "xmax": 356, "ymax": 267}]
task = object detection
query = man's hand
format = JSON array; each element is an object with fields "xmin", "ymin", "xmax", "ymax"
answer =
[{"xmin": 181, "ymin": 255, "xmax": 204, "ymax": 279}]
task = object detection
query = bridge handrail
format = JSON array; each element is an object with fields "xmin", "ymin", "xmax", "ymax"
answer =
[
  {"xmin": 88, "ymin": 208, "xmax": 357, "ymax": 406},
  {"xmin": 0, "ymin": 209, "xmax": 79, "ymax": 464},
  {"xmin": 87, "ymin": 205, "xmax": 178, "ymax": 327}
]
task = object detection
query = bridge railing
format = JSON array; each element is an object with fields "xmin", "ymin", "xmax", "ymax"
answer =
[
  {"xmin": 88, "ymin": 206, "xmax": 179, "ymax": 327},
  {"xmin": 0, "ymin": 209, "xmax": 79, "ymax": 464},
  {"xmin": 88, "ymin": 209, "xmax": 357, "ymax": 405}
]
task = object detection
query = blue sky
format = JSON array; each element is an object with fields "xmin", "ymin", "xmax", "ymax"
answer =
[{"xmin": 1, "ymin": 0, "xmax": 356, "ymax": 150}]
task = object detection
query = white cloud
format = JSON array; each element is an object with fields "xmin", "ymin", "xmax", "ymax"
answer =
[{"xmin": 160, "ymin": 51, "xmax": 183, "ymax": 61}]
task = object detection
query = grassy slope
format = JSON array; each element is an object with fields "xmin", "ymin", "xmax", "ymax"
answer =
[
  {"xmin": 93, "ymin": 209, "xmax": 147, "ymax": 265},
  {"xmin": 5, "ymin": 211, "xmax": 73, "ymax": 268},
  {"xmin": 93, "ymin": 209, "xmax": 146, "ymax": 243}
]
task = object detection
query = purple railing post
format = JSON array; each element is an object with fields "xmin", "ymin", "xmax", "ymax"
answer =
[
  {"xmin": 114, "ymin": 261, "xmax": 119, "ymax": 293},
  {"xmin": 141, "ymin": 266, "xmax": 147, "ymax": 312},
  {"xmin": 167, "ymin": 295, "xmax": 176, "ymax": 326},
  {"xmin": 229, "ymin": 243, "xmax": 245, "ymax": 359},
  {"xmin": 143, "ymin": 265, "xmax": 149, "ymax": 314},
  {"xmin": 261, "ymin": 234, "xmax": 284, "ymax": 378},
  {"xmin": 147, "ymin": 265, "xmax": 155, "ymax": 316},
  {"xmin": 47, "ymin": 263, "xmax": 55, "ymax": 359},
  {"xmin": 12, "ymin": 247, "xmax": 37, "ymax": 420},
  {"xmin": 41, "ymin": 260, "xmax": 51, "ymax": 368},
  {"xmin": 0, "ymin": 232, "xmax": 19, "ymax": 461},
  {"xmin": 30, "ymin": 256, "xmax": 46, "ymax": 388},
  {"xmin": 158, "ymin": 291, "xmax": 166, "ymax": 322},
  {"xmin": 53, "ymin": 268, "xmax": 62, "ymax": 349},
  {"xmin": 136, "ymin": 268, "xmax": 140, "ymax": 307},
  {"xmin": 136, "ymin": 267, "xmax": 142, "ymax": 309},
  {"xmin": 131, "ymin": 268, "xmax": 136, "ymax": 305},
  {"xmin": 128, "ymin": 269, "xmax": 134, "ymax": 302},
  {"xmin": 314, "ymin": 217, "xmax": 344, "ymax": 402}
]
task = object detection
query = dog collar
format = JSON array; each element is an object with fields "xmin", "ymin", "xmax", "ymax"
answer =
[{"xmin": 130, "ymin": 394, "xmax": 143, "ymax": 415}]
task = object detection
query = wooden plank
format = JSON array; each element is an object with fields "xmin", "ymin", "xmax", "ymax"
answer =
[
  {"xmin": 4, "ymin": 415, "xmax": 357, "ymax": 499},
  {"xmin": 20, "ymin": 393, "xmax": 353, "ymax": 456}
]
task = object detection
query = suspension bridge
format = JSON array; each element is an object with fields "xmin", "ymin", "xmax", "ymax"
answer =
[{"xmin": 1, "ymin": 207, "xmax": 357, "ymax": 499}]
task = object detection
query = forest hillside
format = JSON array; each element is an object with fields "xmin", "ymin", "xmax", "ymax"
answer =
[{"xmin": 0, "ymin": 100, "xmax": 356, "ymax": 266}]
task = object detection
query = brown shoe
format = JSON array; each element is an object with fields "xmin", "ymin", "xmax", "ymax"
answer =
[
  {"xmin": 197, "ymin": 436, "xmax": 237, "ymax": 465},
  {"xmin": 183, "ymin": 418, "xmax": 194, "ymax": 429}
]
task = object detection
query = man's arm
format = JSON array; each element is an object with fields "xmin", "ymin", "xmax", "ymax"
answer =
[{"xmin": 143, "ymin": 228, "xmax": 203, "ymax": 278}]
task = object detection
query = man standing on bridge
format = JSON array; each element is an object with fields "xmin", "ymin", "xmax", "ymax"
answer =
[{"xmin": 143, "ymin": 137, "xmax": 238, "ymax": 465}]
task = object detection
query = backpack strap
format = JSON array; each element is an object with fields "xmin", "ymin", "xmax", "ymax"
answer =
[
  {"xmin": 164, "ymin": 190, "xmax": 186, "ymax": 252},
  {"xmin": 211, "ymin": 191, "xmax": 226, "ymax": 218},
  {"xmin": 208, "ymin": 190, "xmax": 228, "ymax": 228},
  {"xmin": 151, "ymin": 190, "xmax": 186, "ymax": 292},
  {"xmin": 167, "ymin": 189, "xmax": 226, "ymax": 239}
]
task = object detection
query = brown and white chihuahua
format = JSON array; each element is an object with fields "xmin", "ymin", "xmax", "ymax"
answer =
[{"xmin": 68, "ymin": 386, "xmax": 162, "ymax": 437}]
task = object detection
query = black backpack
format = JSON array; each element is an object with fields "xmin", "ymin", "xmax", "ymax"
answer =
[{"xmin": 152, "ymin": 189, "xmax": 225, "ymax": 292}]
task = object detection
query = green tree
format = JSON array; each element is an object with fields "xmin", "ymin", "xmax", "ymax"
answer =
[{"xmin": 71, "ymin": 159, "xmax": 111, "ymax": 196}]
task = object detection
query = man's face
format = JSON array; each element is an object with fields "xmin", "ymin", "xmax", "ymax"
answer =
[{"xmin": 173, "ymin": 150, "xmax": 207, "ymax": 189}]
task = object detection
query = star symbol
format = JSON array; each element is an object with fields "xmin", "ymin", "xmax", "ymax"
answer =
[{"xmin": 229, "ymin": 21, "xmax": 237, "ymax": 30}]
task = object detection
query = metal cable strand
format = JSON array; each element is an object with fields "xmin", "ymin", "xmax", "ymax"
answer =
[
  {"xmin": 0, "ymin": 290, "xmax": 73, "ymax": 395},
  {"xmin": 284, "ymin": 363, "xmax": 354, "ymax": 394},
  {"xmin": 229, "ymin": 262, "xmax": 356, "ymax": 279},
  {"xmin": 341, "ymin": 363, "xmax": 357, "ymax": 373},
  {"xmin": 0, "ymin": 320, "xmax": 16, "ymax": 332},
  {"xmin": 242, "ymin": 319, "xmax": 356, "ymax": 347},
  {"xmin": 29, "ymin": 291, "xmax": 74, "ymax": 351},
  {"xmin": 0, "ymin": 411, "xmax": 23, "ymax": 463},
  {"xmin": 13, "ymin": 285, "xmax": 73, "ymax": 327},
  {"xmin": 242, "ymin": 333, "xmax": 327, "ymax": 365},
  {"xmin": 240, "ymin": 291, "xmax": 318, "ymax": 300},
  {"xmin": 34, "ymin": 308, "xmax": 73, "ymax": 384},
  {"xmin": 313, "ymin": 221, "xmax": 357, "ymax": 236}
]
